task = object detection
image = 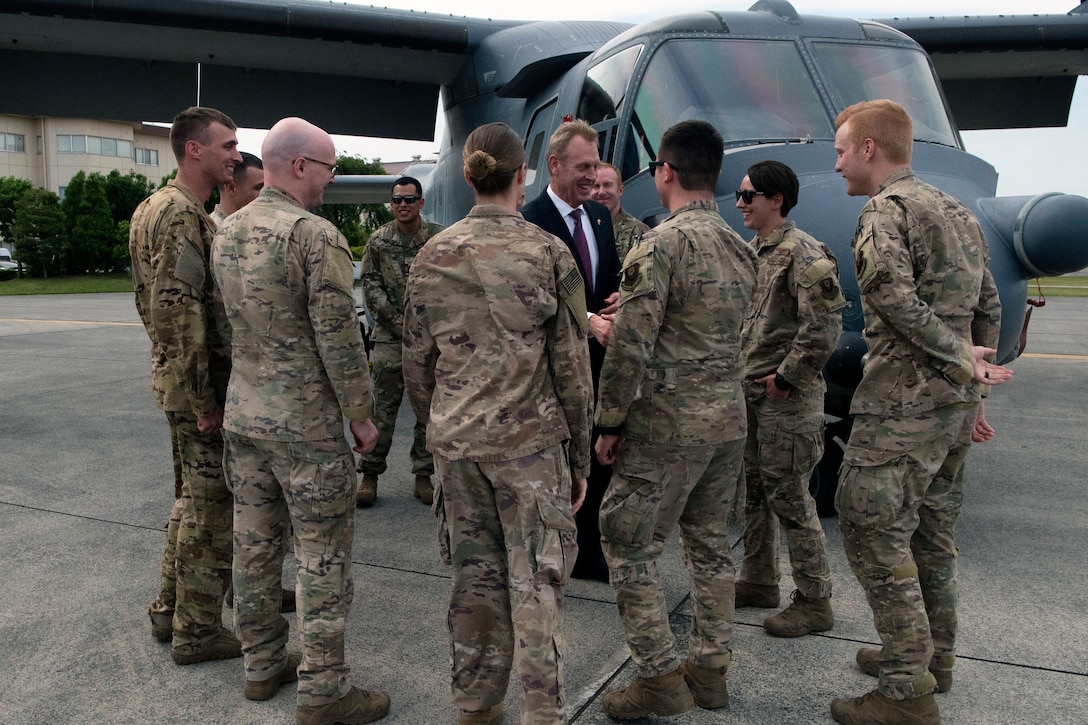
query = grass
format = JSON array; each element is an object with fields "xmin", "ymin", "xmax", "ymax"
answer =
[
  {"xmin": 0, "ymin": 273, "xmax": 133, "ymax": 295},
  {"xmin": 0, "ymin": 273, "xmax": 1085, "ymax": 297},
  {"xmin": 1029, "ymin": 277, "xmax": 1088, "ymax": 299}
]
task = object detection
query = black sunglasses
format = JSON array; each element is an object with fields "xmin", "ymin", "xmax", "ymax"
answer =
[
  {"xmin": 648, "ymin": 160, "xmax": 684, "ymax": 177},
  {"xmin": 735, "ymin": 189, "xmax": 768, "ymax": 204},
  {"xmin": 391, "ymin": 195, "xmax": 420, "ymax": 205}
]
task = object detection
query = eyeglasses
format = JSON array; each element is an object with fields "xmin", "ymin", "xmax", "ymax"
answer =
[
  {"xmin": 735, "ymin": 189, "xmax": 768, "ymax": 204},
  {"xmin": 648, "ymin": 160, "xmax": 683, "ymax": 177},
  {"xmin": 301, "ymin": 156, "xmax": 339, "ymax": 175},
  {"xmin": 391, "ymin": 195, "xmax": 420, "ymax": 205}
]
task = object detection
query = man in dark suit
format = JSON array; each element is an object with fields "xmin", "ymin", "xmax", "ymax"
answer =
[{"xmin": 522, "ymin": 119, "xmax": 620, "ymax": 582}]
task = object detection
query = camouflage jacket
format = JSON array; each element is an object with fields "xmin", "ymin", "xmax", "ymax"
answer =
[
  {"xmin": 129, "ymin": 179, "xmax": 230, "ymax": 416},
  {"xmin": 211, "ymin": 187, "xmax": 374, "ymax": 441},
  {"xmin": 851, "ymin": 168, "xmax": 1001, "ymax": 417},
  {"xmin": 742, "ymin": 221, "xmax": 844, "ymax": 402},
  {"xmin": 596, "ymin": 200, "xmax": 757, "ymax": 445},
  {"xmin": 402, "ymin": 204, "xmax": 593, "ymax": 476},
  {"xmin": 363, "ymin": 218, "xmax": 445, "ymax": 343},
  {"xmin": 613, "ymin": 208, "xmax": 650, "ymax": 264}
]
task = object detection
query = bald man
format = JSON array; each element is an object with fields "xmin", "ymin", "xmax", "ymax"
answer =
[{"xmin": 212, "ymin": 117, "xmax": 390, "ymax": 724}]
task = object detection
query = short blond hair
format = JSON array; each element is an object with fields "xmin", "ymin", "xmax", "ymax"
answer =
[
  {"xmin": 835, "ymin": 100, "xmax": 912, "ymax": 165},
  {"xmin": 546, "ymin": 119, "xmax": 598, "ymax": 161}
]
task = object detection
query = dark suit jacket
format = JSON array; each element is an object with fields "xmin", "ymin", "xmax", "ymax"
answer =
[{"xmin": 521, "ymin": 191, "xmax": 620, "ymax": 387}]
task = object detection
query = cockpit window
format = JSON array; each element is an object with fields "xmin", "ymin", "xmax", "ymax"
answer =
[
  {"xmin": 579, "ymin": 45, "xmax": 643, "ymax": 125},
  {"xmin": 812, "ymin": 42, "xmax": 958, "ymax": 148},
  {"xmin": 627, "ymin": 39, "xmax": 832, "ymax": 171}
]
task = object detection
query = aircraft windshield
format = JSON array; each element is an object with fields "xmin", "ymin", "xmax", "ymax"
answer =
[
  {"xmin": 812, "ymin": 42, "xmax": 958, "ymax": 148},
  {"xmin": 628, "ymin": 39, "xmax": 832, "ymax": 170}
]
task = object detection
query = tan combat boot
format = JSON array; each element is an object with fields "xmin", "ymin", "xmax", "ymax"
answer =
[
  {"xmin": 413, "ymin": 475, "xmax": 434, "ymax": 505},
  {"xmin": 763, "ymin": 590, "xmax": 833, "ymax": 637},
  {"xmin": 297, "ymin": 685, "xmax": 391, "ymax": 725},
  {"xmin": 679, "ymin": 661, "xmax": 729, "ymax": 709},
  {"xmin": 171, "ymin": 627, "xmax": 242, "ymax": 665},
  {"xmin": 245, "ymin": 651, "xmax": 302, "ymax": 701},
  {"xmin": 831, "ymin": 689, "xmax": 939, "ymax": 725},
  {"xmin": 601, "ymin": 668, "xmax": 695, "ymax": 720},
  {"xmin": 734, "ymin": 581, "xmax": 780, "ymax": 608},
  {"xmin": 356, "ymin": 475, "xmax": 378, "ymax": 508},
  {"xmin": 856, "ymin": 648, "xmax": 954, "ymax": 693},
  {"xmin": 457, "ymin": 704, "xmax": 502, "ymax": 725},
  {"xmin": 149, "ymin": 610, "xmax": 173, "ymax": 643}
]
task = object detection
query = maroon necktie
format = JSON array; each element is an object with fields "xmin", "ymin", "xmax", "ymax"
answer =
[{"xmin": 570, "ymin": 208, "xmax": 594, "ymax": 293}]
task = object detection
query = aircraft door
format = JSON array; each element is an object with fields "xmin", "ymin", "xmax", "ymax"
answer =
[{"xmin": 524, "ymin": 98, "xmax": 559, "ymax": 198}]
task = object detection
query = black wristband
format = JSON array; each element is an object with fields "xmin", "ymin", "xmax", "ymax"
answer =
[{"xmin": 773, "ymin": 373, "xmax": 793, "ymax": 391}]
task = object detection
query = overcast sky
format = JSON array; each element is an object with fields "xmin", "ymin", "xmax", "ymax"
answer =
[{"xmin": 238, "ymin": 0, "xmax": 1087, "ymax": 198}]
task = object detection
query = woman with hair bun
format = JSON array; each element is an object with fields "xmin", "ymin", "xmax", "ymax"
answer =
[{"xmin": 402, "ymin": 122, "xmax": 593, "ymax": 725}]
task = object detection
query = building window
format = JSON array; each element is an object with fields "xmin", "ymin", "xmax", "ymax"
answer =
[
  {"xmin": 56, "ymin": 134, "xmax": 134, "ymax": 158},
  {"xmin": 1, "ymin": 132, "xmax": 25, "ymax": 153},
  {"xmin": 136, "ymin": 148, "xmax": 159, "ymax": 166}
]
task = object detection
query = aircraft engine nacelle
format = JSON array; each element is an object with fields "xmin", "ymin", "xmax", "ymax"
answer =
[{"xmin": 977, "ymin": 193, "xmax": 1088, "ymax": 277}]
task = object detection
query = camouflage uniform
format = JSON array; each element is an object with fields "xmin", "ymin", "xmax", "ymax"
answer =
[
  {"xmin": 129, "ymin": 179, "xmax": 233, "ymax": 650},
  {"xmin": 612, "ymin": 208, "xmax": 650, "ymax": 264},
  {"xmin": 402, "ymin": 204, "xmax": 593, "ymax": 725},
  {"xmin": 358, "ymin": 219, "xmax": 444, "ymax": 480},
  {"xmin": 836, "ymin": 169, "xmax": 1001, "ymax": 700},
  {"xmin": 211, "ymin": 186, "xmax": 375, "ymax": 706},
  {"xmin": 595, "ymin": 200, "xmax": 756, "ymax": 677},
  {"xmin": 740, "ymin": 222, "xmax": 844, "ymax": 599}
]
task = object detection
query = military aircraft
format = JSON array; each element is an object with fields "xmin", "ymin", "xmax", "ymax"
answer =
[{"xmin": 4, "ymin": 0, "xmax": 1088, "ymax": 506}]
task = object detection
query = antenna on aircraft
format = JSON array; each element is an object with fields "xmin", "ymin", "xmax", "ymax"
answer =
[{"xmin": 748, "ymin": 0, "xmax": 800, "ymax": 22}]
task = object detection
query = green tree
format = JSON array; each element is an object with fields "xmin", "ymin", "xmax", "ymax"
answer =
[
  {"xmin": 12, "ymin": 188, "xmax": 66, "ymax": 278},
  {"xmin": 103, "ymin": 170, "xmax": 154, "ymax": 225},
  {"xmin": 60, "ymin": 172, "xmax": 123, "ymax": 273},
  {"xmin": 0, "ymin": 176, "xmax": 34, "ymax": 246},
  {"xmin": 314, "ymin": 156, "xmax": 391, "ymax": 248},
  {"xmin": 70, "ymin": 174, "xmax": 118, "ymax": 273}
]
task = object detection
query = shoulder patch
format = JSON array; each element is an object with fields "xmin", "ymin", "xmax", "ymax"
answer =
[
  {"xmin": 619, "ymin": 239, "xmax": 656, "ymax": 298},
  {"xmin": 558, "ymin": 264, "xmax": 589, "ymax": 337}
]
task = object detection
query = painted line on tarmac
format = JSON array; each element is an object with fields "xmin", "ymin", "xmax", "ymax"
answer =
[
  {"xmin": 0, "ymin": 318, "xmax": 141, "ymax": 326},
  {"xmin": 1020, "ymin": 352, "xmax": 1088, "ymax": 360}
]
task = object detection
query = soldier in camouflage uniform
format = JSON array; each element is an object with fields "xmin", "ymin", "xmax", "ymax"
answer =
[
  {"xmin": 129, "ymin": 106, "xmax": 242, "ymax": 664},
  {"xmin": 830, "ymin": 100, "xmax": 1010, "ymax": 725},
  {"xmin": 734, "ymin": 160, "xmax": 844, "ymax": 638},
  {"xmin": 356, "ymin": 176, "xmax": 444, "ymax": 507},
  {"xmin": 209, "ymin": 151, "xmax": 264, "ymax": 227},
  {"xmin": 594, "ymin": 121, "xmax": 757, "ymax": 720},
  {"xmin": 212, "ymin": 117, "xmax": 390, "ymax": 724},
  {"xmin": 592, "ymin": 162, "xmax": 650, "ymax": 263},
  {"xmin": 402, "ymin": 122, "xmax": 592, "ymax": 725}
]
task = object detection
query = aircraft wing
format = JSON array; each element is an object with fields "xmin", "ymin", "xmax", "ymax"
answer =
[
  {"xmin": 0, "ymin": 0, "xmax": 516, "ymax": 138},
  {"xmin": 880, "ymin": 5, "xmax": 1088, "ymax": 130}
]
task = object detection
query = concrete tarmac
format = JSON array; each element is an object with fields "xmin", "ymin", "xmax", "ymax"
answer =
[{"xmin": 1, "ymin": 292, "xmax": 1085, "ymax": 724}]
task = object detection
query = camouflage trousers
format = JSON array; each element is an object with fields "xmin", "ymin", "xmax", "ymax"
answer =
[
  {"xmin": 435, "ymin": 444, "xmax": 577, "ymax": 725},
  {"xmin": 601, "ymin": 438, "xmax": 745, "ymax": 677},
  {"xmin": 149, "ymin": 410, "xmax": 232, "ymax": 647},
  {"xmin": 740, "ymin": 397, "xmax": 831, "ymax": 599},
  {"xmin": 836, "ymin": 403, "xmax": 976, "ymax": 700},
  {"xmin": 356, "ymin": 342, "xmax": 432, "ymax": 478},
  {"xmin": 150, "ymin": 421, "xmax": 186, "ymax": 616},
  {"xmin": 224, "ymin": 432, "xmax": 357, "ymax": 706}
]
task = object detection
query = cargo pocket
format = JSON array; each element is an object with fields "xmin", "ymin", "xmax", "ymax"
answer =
[
  {"xmin": 533, "ymin": 495, "xmax": 577, "ymax": 586},
  {"xmin": 599, "ymin": 482, "xmax": 659, "ymax": 549},
  {"xmin": 431, "ymin": 473, "xmax": 452, "ymax": 566},
  {"xmin": 835, "ymin": 447, "xmax": 910, "ymax": 528}
]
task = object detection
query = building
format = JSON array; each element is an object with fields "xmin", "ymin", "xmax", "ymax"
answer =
[{"xmin": 0, "ymin": 114, "xmax": 177, "ymax": 198}]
